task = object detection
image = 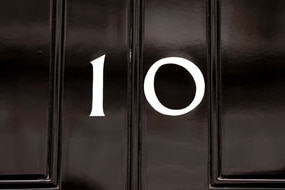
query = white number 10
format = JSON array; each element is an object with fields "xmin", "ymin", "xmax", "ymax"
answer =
[{"xmin": 90, "ymin": 55, "xmax": 205, "ymax": 117}]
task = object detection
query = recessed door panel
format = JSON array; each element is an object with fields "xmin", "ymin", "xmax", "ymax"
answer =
[
  {"xmin": 63, "ymin": 0, "xmax": 129, "ymax": 190},
  {"xmin": 211, "ymin": 0, "xmax": 285, "ymax": 187},
  {"xmin": 0, "ymin": 1, "xmax": 62, "ymax": 187},
  {"xmin": 0, "ymin": 0, "xmax": 50, "ymax": 176},
  {"xmin": 141, "ymin": 0, "xmax": 208, "ymax": 190}
]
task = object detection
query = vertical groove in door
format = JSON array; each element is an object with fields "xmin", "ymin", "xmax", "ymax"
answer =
[
  {"xmin": 208, "ymin": 0, "xmax": 213, "ymax": 187},
  {"xmin": 210, "ymin": 0, "xmax": 221, "ymax": 186},
  {"xmin": 127, "ymin": 0, "xmax": 134, "ymax": 189},
  {"xmin": 54, "ymin": 0, "xmax": 66, "ymax": 188},
  {"xmin": 128, "ymin": 0, "xmax": 144, "ymax": 190},
  {"xmin": 47, "ymin": 0, "xmax": 65, "ymax": 186}
]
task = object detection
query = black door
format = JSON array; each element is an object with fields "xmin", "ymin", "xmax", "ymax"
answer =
[{"xmin": 0, "ymin": 0, "xmax": 285, "ymax": 190}]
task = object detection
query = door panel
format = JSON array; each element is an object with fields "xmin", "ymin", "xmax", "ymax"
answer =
[
  {"xmin": 211, "ymin": 0, "xmax": 285, "ymax": 188},
  {"xmin": 0, "ymin": 0, "xmax": 61, "ymax": 188},
  {"xmin": 63, "ymin": 0, "xmax": 129, "ymax": 190},
  {"xmin": 0, "ymin": 0, "xmax": 49, "ymax": 176},
  {"xmin": 141, "ymin": 0, "xmax": 208, "ymax": 190}
]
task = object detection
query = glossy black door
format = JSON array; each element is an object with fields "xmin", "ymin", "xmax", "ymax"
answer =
[{"xmin": 2, "ymin": 0, "xmax": 285, "ymax": 190}]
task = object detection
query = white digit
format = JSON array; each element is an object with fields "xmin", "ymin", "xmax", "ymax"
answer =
[
  {"xmin": 144, "ymin": 57, "xmax": 205, "ymax": 116},
  {"xmin": 90, "ymin": 55, "xmax": 105, "ymax": 117}
]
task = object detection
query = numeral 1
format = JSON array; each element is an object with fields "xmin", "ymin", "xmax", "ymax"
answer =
[{"xmin": 90, "ymin": 55, "xmax": 105, "ymax": 117}]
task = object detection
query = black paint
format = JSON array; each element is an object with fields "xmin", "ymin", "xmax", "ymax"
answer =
[
  {"xmin": 63, "ymin": 0, "xmax": 129, "ymax": 190},
  {"xmin": 1, "ymin": 0, "xmax": 285, "ymax": 189},
  {"xmin": 211, "ymin": 0, "xmax": 285, "ymax": 188}
]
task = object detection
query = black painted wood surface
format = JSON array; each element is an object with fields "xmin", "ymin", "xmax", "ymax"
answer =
[{"xmin": 0, "ymin": 0, "xmax": 285, "ymax": 189}]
